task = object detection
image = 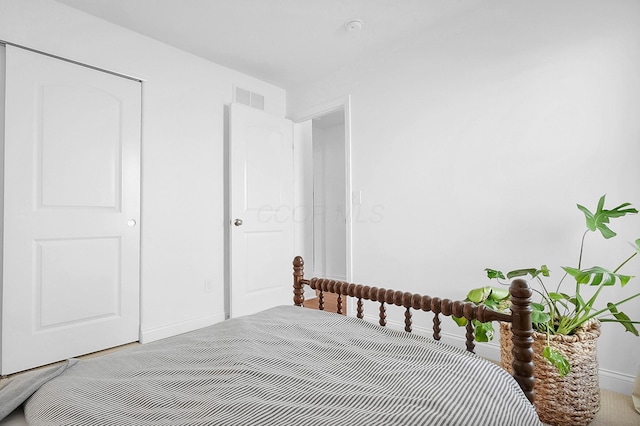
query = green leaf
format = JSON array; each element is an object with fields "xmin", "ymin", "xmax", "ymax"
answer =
[
  {"xmin": 531, "ymin": 302, "xmax": 550, "ymax": 325},
  {"xmin": 531, "ymin": 310, "xmax": 550, "ymax": 325},
  {"xmin": 506, "ymin": 268, "xmax": 538, "ymax": 279},
  {"xmin": 561, "ymin": 293, "xmax": 578, "ymax": 307},
  {"xmin": 531, "ymin": 302, "xmax": 546, "ymax": 311},
  {"xmin": 543, "ymin": 346, "xmax": 571, "ymax": 377},
  {"xmin": 451, "ymin": 317, "xmax": 497, "ymax": 342},
  {"xmin": 578, "ymin": 195, "xmax": 638, "ymax": 239},
  {"xmin": 506, "ymin": 265, "xmax": 550, "ymax": 279},
  {"xmin": 577, "ymin": 203, "xmax": 597, "ymax": 232},
  {"xmin": 539, "ymin": 264, "xmax": 551, "ymax": 277},
  {"xmin": 474, "ymin": 320, "xmax": 495, "ymax": 342},
  {"xmin": 606, "ymin": 303, "xmax": 639, "ymax": 336},
  {"xmin": 548, "ymin": 292, "xmax": 566, "ymax": 301},
  {"xmin": 467, "ymin": 287, "xmax": 491, "ymax": 304},
  {"xmin": 483, "ymin": 298, "xmax": 500, "ymax": 310},
  {"xmin": 488, "ymin": 287, "xmax": 509, "ymax": 301},
  {"xmin": 562, "ymin": 266, "xmax": 633, "ymax": 287},
  {"xmin": 451, "ymin": 315, "xmax": 467, "ymax": 327},
  {"xmin": 485, "ymin": 269, "xmax": 505, "ymax": 280},
  {"xmin": 605, "ymin": 202, "xmax": 637, "ymax": 217}
]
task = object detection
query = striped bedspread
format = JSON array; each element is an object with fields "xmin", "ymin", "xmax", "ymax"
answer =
[{"xmin": 25, "ymin": 305, "xmax": 540, "ymax": 425}]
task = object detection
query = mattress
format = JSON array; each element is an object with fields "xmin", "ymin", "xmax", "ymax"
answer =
[{"xmin": 23, "ymin": 305, "xmax": 540, "ymax": 425}]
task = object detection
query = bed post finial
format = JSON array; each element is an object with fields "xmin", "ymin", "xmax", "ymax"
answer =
[
  {"xmin": 293, "ymin": 256, "xmax": 305, "ymax": 307},
  {"xmin": 509, "ymin": 278, "xmax": 535, "ymax": 404}
]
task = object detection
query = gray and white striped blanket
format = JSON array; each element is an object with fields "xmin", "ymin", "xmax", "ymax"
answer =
[{"xmin": 25, "ymin": 306, "xmax": 540, "ymax": 425}]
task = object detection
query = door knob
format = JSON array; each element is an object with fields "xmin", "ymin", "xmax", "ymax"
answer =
[
  {"xmin": 234, "ymin": 219, "xmax": 243, "ymax": 226},
  {"xmin": 127, "ymin": 219, "xmax": 137, "ymax": 227}
]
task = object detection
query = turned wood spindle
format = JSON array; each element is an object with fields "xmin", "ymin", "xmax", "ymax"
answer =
[
  {"xmin": 432, "ymin": 313, "xmax": 442, "ymax": 340},
  {"xmin": 318, "ymin": 289, "xmax": 325, "ymax": 310},
  {"xmin": 379, "ymin": 302, "xmax": 387, "ymax": 327},
  {"xmin": 293, "ymin": 256, "xmax": 305, "ymax": 307},
  {"xmin": 336, "ymin": 293, "xmax": 343, "ymax": 315},
  {"xmin": 404, "ymin": 307, "xmax": 412, "ymax": 333},
  {"xmin": 357, "ymin": 298, "xmax": 364, "ymax": 319},
  {"xmin": 509, "ymin": 279, "xmax": 535, "ymax": 404},
  {"xmin": 465, "ymin": 320, "xmax": 475, "ymax": 353}
]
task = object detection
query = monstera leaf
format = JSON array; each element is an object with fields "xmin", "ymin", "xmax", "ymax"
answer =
[
  {"xmin": 602, "ymin": 303, "xmax": 640, "ymax": 336},
  {"xmin": 577, "ymin": 195, "xmax": 638, "ymax": 239},
  {"xmin": 562, "ymin": 266, "xmax": 633, "ymax": 287}
]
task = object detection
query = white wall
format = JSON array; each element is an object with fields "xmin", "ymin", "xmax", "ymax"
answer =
[
  {"xmin": 289, "ymin": 0, "xmax": 640, "ymax": 393},
  {"xmin": 0, "ymin": 0, "xmax": 286, "ymax": 342}
]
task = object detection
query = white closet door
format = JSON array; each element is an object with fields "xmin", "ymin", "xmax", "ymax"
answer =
[{"xmin": 1, "ymin": 46, "xmax": 141, "ymax": 374}]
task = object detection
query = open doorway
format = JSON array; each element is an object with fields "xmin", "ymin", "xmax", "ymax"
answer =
[
  {"xmin": 293, "ymin": 98, "xmax": 352, "ymax": 294},
  {"xmin": 311, "ymin": 110, "xmax": 346, "ymax": 280}
]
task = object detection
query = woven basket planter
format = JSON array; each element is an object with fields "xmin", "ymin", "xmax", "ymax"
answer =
[{"xmin": 500, "ymin": 320, "xmax": 601, "ymax": 426}]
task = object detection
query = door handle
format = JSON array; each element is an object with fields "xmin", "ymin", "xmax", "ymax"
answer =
[
  {"xmin": 127, "ymin": 219, "xmax": 137, "ymax": 227},
  {"xmin": 234, "ymin": 219, "xmax": 243, "ymax": 226}
]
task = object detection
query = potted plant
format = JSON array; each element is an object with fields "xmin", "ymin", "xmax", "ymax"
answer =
[{"xmin": 453, "ymin": 195, "xmax": 640, "ymax": 426}]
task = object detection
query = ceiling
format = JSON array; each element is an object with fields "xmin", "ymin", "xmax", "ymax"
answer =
[{"xmin": 54, "ymin": 0, "xmax": 482, "ymax": 91}]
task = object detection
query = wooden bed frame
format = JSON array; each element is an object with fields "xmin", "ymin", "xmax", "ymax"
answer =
[{"xmin": 292, "ymin": 255, "xmax": 536, "ymax": 404}]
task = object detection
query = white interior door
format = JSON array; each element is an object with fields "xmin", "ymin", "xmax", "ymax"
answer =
[
  {"xmin": 1, "ymin": 46, "xmax": 141, "ymax": 374},
  {"xmin": 229, "ymin": 103, "xmax": 293, "ymax": 318}
]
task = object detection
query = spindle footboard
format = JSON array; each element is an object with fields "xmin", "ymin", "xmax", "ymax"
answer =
[{"xmin": 292, "ymin": 255, "xmax": 535, "ymax": 404}]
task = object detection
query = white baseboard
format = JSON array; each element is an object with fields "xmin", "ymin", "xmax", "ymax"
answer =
[
  {"xmin": 599, "ymin": 368, "xmax": 636, "ymax": 395},
  {"xmin": 361, "ymin": 313, "xmax": 635, "ymax": 394},
  {"xmin": 140, "ymin": 312, "xmax": 225, "ymax": 344}
]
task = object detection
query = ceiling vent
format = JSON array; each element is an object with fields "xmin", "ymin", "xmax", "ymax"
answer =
[{"xmin": 234, "ymin": 86, "xmax": 265, "ymax": 111}]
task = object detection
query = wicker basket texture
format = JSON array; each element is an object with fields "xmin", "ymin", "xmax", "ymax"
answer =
[{"xmin": 500, "ymin": 320, "xmax": 601, "ymax": 426}]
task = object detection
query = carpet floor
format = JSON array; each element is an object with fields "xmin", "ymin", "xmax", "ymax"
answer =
[{"xmin": 584, "ymin": 389, "xmax": 639, "ymax": 426}]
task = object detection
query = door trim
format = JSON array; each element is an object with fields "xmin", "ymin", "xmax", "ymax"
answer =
[{"xmin": 293, "ymin": 95, "xmax": 353, "ymax": 285}]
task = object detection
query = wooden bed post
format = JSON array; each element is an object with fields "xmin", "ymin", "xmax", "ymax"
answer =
[
  {"xmin": 293, "ymin": 256, "xmax": 305, "ymax": 307},
  {"xmin": 509, "ymin": 278, "xmax": 535, "ymax": 404}
]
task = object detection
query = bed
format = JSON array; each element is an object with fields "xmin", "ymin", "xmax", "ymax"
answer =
[{"xmin": 1, "ymin": 256, "xmax": 540, "ymax": 425}]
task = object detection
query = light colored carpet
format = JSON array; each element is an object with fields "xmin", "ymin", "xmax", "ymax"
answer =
[{"xmin": 587, "ymin": 389, "xmax": 639, "ymax": 426}]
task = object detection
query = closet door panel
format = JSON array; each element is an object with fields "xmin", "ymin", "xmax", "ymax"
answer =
[{"xmin": 1, "ymin": 45, "xmax": 141, "ymax": 375}]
